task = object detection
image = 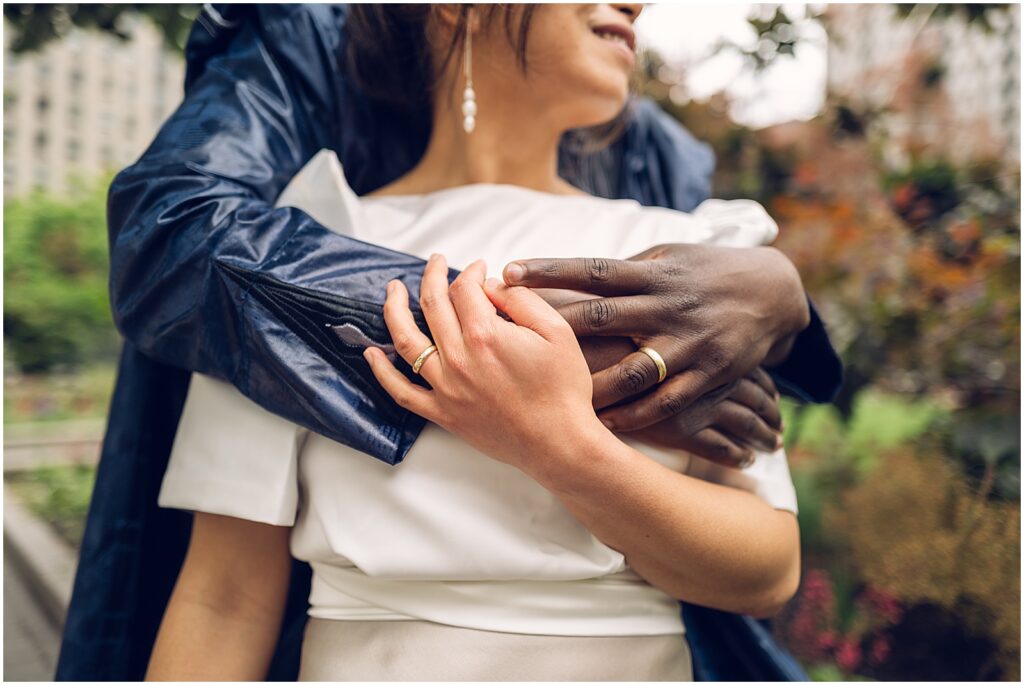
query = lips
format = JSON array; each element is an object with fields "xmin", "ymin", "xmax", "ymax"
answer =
[{"xmin": 591, "ymin": 23, "xmax": 636, "ymax": 53}]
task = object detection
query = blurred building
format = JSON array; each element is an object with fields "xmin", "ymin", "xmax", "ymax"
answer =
[
  {"xmin": 3, "ymin": 17, "xmax": 184, "ymax": 197},
  {"xmin": 827, "ymin": 4, "xmax": 1020, "ymax": 166}
]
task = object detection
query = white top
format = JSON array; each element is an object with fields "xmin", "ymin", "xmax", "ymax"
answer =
[{"xmin": 159, "ymin": 149, "xmax": 799, "ymax": 637}]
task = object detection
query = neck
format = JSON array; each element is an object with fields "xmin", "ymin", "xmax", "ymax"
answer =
[{"xmin": 378, "ymin": 84, "xmax": 583, "ymax": 197}]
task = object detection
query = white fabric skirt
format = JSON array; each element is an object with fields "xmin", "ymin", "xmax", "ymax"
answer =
[{"xmin": 298, "ymin": 618, "xmax": 693, "ymax": 682}]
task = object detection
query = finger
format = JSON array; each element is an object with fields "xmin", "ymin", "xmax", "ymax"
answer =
[
  {"xmin": 448, "ymin": 259, "xmax": 497, "ymax": 333},
  {"xmin": 483, "ymin": 278, "xmax": 569, "ymax": 342},
  {"xmin": 419, "ymin": 254, "xmax": 463, "ymax": 351},
  {"xmin": 714, "ymin": 399, "xmax": 780, "ymax": 453},
  {"xmin": 383, "ymin": 279, "xmax": 442, "ymax": 383},
  {"xmin": 729, "ymin": 377, "xmax": 782, "ymax": 430},
  {"xmin": 503, "ymin": 257, "xmax": 655, "ymax": 295},
  {"xmin": 746, "ymin": 366, "xmax": 780, "ymax": 400},
  {"xmin": 598, "ymin": 367, "xmax": 716, "ymax": 431},
  {"xmin": 683, "ymin": 428, "xmax": 755, "ymax": 469},
  {"xmin": 590, "ymin": 349, "xmax": 665, "ymax": 409},
  {"xmin": 553, "ymin": 295, "xmax": 654, "ymax": 337},
  {"xmin": 363, "ymin": 347, "xmax": 439, "ymax": 421}
]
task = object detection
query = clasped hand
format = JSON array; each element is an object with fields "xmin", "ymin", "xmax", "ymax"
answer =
[
  {"xmin": 363, "ymin": 254, "xmax": 602, "ymax": 478},
  {"xmin": 364, "ymin": 245, "xmax": 806, "ymax": 472}
]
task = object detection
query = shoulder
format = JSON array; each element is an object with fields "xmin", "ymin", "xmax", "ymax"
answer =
[
  {"xmin": 185, "ymin": 4, "xmax": 347, "ymax": 85},
  {"xmin": 624, "ymin": 196, "xmax": 779, "ymax": 247}
]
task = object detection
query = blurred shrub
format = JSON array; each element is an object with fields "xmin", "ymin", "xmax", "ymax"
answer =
[
  {"xmin": 4, "ymin": 180, "xmax": 120, "ymax": 373},
  {"xmin": 6, "ymin": 463, "xmax": 97, "ymax": 547},
  {"xmin": 4, "ymin": 363, "xmax": 118, "ymax": 423},
  {"xmin": 782, "ymin": 392, "xmax": 950, "ymax": 550},
  {"xmin": 835, "ymin": 450, "xmax": 1020, "ymax": 680}
]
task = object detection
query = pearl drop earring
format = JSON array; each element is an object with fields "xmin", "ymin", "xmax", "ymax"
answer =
[{"xmin": 461, "ymin": 13, "xmax": 476, "ymax": 134}]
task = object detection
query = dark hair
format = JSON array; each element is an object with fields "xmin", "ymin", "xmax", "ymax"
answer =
[
  {"xmin": 345, "ymin": 5, "xmax": 534, "ymax": 112},
  {"xmin": 343, "ymin": 4, "xmax": 631, "ymax": 196}
]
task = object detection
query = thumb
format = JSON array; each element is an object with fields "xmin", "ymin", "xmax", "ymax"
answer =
[{"xmin": 484, "ymin": 278, "xmax": 568, "ymax": 341}]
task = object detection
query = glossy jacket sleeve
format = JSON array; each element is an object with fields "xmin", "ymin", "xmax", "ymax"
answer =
[{"xmin": 107, "ymin": 5, "xmax": 427, "ymax": 465}]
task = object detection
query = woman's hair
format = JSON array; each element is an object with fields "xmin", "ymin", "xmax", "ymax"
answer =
[{"xmin": 344, "ymin": 4, "xmax": 631, "ymax": 196}]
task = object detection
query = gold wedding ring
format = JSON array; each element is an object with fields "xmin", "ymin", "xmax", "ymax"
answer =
[
  {"xmin": 637, "ymin": 345, "xmax": 668, "ymax": 384},
  {"xmin": 411, "ymin": 344, "xmax": 438, "ymax": 375}
]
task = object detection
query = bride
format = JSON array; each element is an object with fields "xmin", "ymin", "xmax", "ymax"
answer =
[{"xmin": 146, "ymin": 4, "xmax": 800, "ymax": 681}]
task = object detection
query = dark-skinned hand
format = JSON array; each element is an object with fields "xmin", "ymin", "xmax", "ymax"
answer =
[
  {"xmin": 504, "ymin": 243, "xmax": 810, "ymax": 433},
  {"xmin": 527, "ymin": 288, "xmax": 784, "ymax": 469}
]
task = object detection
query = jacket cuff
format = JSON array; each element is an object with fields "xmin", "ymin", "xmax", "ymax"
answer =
[{"xmin": 768, "ymin": 298, "xmax": 843, "ymax": 404}]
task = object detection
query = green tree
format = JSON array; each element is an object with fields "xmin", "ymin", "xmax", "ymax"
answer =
[
  {"xmin": 3, "ymin": 4, "xmax": 199, "ymax": 54},
  {"xmin": 3, "ymin": 179, "xmax": 120, "ymax": 373}
]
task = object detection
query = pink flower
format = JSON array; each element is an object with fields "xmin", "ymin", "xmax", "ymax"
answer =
[
  {"xmin": 870, "ymin": 636, "xmax": 892, "ymax": 666},
  {"xmin": 816, "ymin": 630, "xmax": 838, "ymax": 651},
  {"xmin": 836, "ymin": 639, "xmax": 862, "ymax": 672}
]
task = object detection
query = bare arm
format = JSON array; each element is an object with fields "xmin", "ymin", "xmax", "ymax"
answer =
[
  {"xmin": 529, "ymin": 424, "xmax": 800, "ymax": 618},
  {"xmin": 146, "ymin": 513, "xmax": 292, "ymax": 681},
  {"xmin": 364, "ymin": 257, "xmax": 801, "ymax": 619}
]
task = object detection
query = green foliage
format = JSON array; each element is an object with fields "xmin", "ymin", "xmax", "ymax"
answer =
[
  {"xmin": 3, "ymin": 180, "xmax": 120, "ymax": 373},
  {"xmin": 807, "ymin": 663, "xmax": 874, "ymax": 681},
  {"xmin": 894, "ymin": 4, "xmax": 1010, "ymax": 32},
  {"xmin": 783, "ymin": 392, "xmax": 950, "ymax": 556},
  {"xmin": 6, "ymin": 464, "xmax": 97, "ymax": 547},
  {"xmin": 785, "ymin": 392, "xmax": 949, "ymax": 474},
  {"xmin": 3, "ymin": 4, "xmax": 199, "ymax": 54}
]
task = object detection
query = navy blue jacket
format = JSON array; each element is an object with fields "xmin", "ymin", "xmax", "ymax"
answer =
[{"xmin": 57, "ymin": 4, "xmax": 840, "ymax": 681}]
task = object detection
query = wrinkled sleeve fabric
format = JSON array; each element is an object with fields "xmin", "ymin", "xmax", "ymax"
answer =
[{"xmin": 107, "ymin": 5, "xmax": 428, "ymax": 465}]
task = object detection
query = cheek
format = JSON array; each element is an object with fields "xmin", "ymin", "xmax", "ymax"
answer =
[{"xmin": 528, "ymin": 35, "xmax": 631, "ymax": 124}]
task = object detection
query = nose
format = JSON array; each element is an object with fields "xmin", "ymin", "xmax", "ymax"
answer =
[{"xmin": 612, "ymin": 3, "xmax": 644, "ymax": 23}]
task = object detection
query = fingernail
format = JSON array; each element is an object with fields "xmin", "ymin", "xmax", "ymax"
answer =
[
  {"xmin": 386, "ymin": 280, "xmax": 396, "ymax": 295},
  {"xmin": 484, "ymin": 277, "xmax": 502, "ymax": 291},
  {"xmin": 362, "ymin": 348, "xmax": 374, "ymax": 362},
  {"xmin": 428, "ymin": 253, "xmax": 440, "ymax": 263},
  {"xmin": 505, "ymin": 262, "xmax": 525, "ymax": 284}
]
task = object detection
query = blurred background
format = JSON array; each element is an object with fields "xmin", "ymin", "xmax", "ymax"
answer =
[{"xmin": 2, "ymin": 3, "xmax": 1020, "ymax": 681}]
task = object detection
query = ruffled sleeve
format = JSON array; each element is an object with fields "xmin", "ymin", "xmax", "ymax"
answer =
[
  {"xmin": 691, "ymin": 198, "xmax": 779, "ymax": 247},
  {"xmin": 158, "ymin": 373, "xmax": 308, "ymax": 526}
]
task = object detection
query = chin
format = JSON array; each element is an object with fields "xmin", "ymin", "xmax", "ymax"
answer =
[{"xmin": 571, "ymin": 91, "xmax": 630, "ymax": 129}]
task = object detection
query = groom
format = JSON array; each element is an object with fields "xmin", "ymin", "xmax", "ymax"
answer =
[{"xmin": 57, "ymin": 5, "xmax": 841, "ymax": 681}]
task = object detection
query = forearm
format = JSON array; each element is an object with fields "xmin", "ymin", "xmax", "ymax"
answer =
[
  {"xmin": 146, "ymin": 583, "xmax": 282, "ymax": 681},
  {"xmin": 147, "ymin": 513, "xmax": 292, "ymax": 681},
  {"xmin": 525, "ymin": 422, "xmax": 800, "ymax": 617}
]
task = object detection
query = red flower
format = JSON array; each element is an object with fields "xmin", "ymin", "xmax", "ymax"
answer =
[
  {"xmin": 836, "ymin": 639, "xmax": 862, "ymax": 672},
  {"xmin": 870, "ymin": 636, "xmax": 892, "ymax": 666}
]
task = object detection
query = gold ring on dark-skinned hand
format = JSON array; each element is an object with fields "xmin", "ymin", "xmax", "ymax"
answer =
[
  {"xmin": 411, "ymin": 344, "xmax": 438, "ymax": 375},
  {"xmin": 637, "ymin": 345, "xmax": 668, "ymax": 384}
]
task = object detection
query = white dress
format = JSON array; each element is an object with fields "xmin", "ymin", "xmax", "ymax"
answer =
[{"xmin": 159, "ymin": 149, "xmax": 798, "ymax": 640}]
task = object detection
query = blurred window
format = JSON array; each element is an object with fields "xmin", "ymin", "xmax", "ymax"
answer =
[
  {"xmin": 37, "ymin": 96, "xmax": 50, "ymax": 114},
  {"xmin": 35, "ymin": 131, "xmax": 47, "ymax": 151}
]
